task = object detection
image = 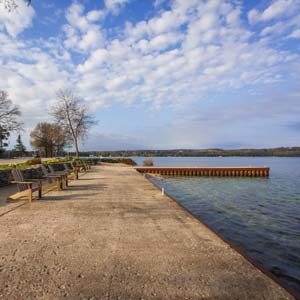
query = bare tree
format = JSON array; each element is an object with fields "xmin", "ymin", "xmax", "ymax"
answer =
[
  {"xmin": 0, "ymin": 0, "xmax": 31, "ymax": 11},
  {"xmin": 0, "ymin": 91, "xmax": 21, "ymax": 149},
  {"xmin": 52, "ymin": 90, "xmax": 95, "ymax": 157}
]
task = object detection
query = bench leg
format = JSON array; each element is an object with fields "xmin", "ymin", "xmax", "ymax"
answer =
[
  {"xmin": 28, "ymin": 189, "xmax": 33, "ymax": 203},
  {"xmin": 57, "ymin": 178, "xmax": 62, "ymax": 190},
  {"xmin": 38, "ymin": 186, "xmax": 42, "ymax": 199}
]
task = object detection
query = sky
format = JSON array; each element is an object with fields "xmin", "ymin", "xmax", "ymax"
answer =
[{"xmin": 0, "ymin": 0, "xmax": 300, "ymax": 151}]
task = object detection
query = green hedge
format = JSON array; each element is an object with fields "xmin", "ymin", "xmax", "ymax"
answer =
[
  {"xmin": 0, "ymin": 163, "xmax": 33, "ymax": 170},
  {"xmin": 0, "ymin": 158, "xmax": 43, "ymax": 171},
  {"xmin": 0, "ymin": 157, "xmax": 137, "ymax": 170},
  {"xmin": 0, "ymin": 164, "xmax": 13, "ymax": 171},
  {"xmin": 43, "ymin": 158, "xmax": 69, "ymax": 164}
]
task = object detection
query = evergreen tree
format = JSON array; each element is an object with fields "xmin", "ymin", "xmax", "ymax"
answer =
[{"xmin": 14, "ymin": 134, "xmax": 26, "ymax": 156}]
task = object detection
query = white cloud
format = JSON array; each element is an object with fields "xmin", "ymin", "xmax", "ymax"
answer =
[
  {"xmin": 260, "ymin": 21, "xmax": 286, "ymax": 36},
  {"xmin": 248, "ymin": 9, "xmax": 260, "ymax": 24},
  {"xmin": 72, "ymin": 0, "xmax": 299, "ymax": 112},
  {"xmin": 288, "ymin": 28, "xmax": 300, "ymax": 38},
  {"xmin": 135, "ymin": 32, "xmax": 183, "ymax": 53},
  {"xmin": 196, "ymin": 13, "xmax": 218, "ymax": 31},
  {"xmin": 86, "ymin": 9, "xmax": 105, "ymax": 22},
  {"xmin": 78, "ymin": 48, "xmax": 108, "ymax": 73},
  {"xmin": 78, "ymin": 26, "xmax": 103, "ymax": 51},
  {"xmin": 148, "ymin": 10, "xmax": 185, "ymax": 35},
  {"xmin": 65, "ymin": 2, "xmax": 85, "ymax": 29},
  {"xmin": 0, "ymin": 0, "xmax": 35, "ymax": 37},
  {"xmin": 226, "ymin": 8, "xmax": 241, "ymax": 25},
  {"xmin": 104, "ymin": 0, "xmax": 129, "ymax": 15},
  {"xmin": 63, "ymin": 3, "xmax": 104, "ymax": 52},
  {"xmin": 258, "ymin": 13, "xmax": 300, "ymax": 40},
  {"xmin": 261, "ymin": 0, "xmax": 295, "ymax": 21},
  {"xmin": 248, "ymin": 0, "xmax": 299, "ymax": 24}
]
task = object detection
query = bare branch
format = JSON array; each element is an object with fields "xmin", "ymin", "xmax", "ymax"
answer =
[{"xmin": 0, "ymin": 90, "xmax": 21, "ymax": 134}]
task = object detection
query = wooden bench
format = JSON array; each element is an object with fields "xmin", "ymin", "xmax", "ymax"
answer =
[
  {"xmin": 71, "ymin": 161, "xmax": 86, "ymax": 173},
  {"xmin": 7, "ymin": 168, "xmax": 42, "ymax": 203},
  {"xmin": 41, "ymin": 165, "xmax": 65, "ymax": 190},
  {"xmin": 48, "ymin": 164, "xmax": 69, "ymax": 187},
  {"xmin": 64, "ymin": 163, "xmax": 79, "ymax": 180},
  {"xmin": 81, "ymin": 159, "xmax": 91, "ymax": 170},
  {"xmin": 75, "ymin": 159, "xmax": 91, "ymax": 172}
]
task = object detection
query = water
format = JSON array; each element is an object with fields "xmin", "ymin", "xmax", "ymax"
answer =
[{"xmin": 132, "ymin": 157, "xmax": 300, "ymax": 294}]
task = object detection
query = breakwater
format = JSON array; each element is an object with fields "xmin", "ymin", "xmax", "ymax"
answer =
[{"xmin": 135, "ymin": 166, "xmax": 270, "ymax": 177}]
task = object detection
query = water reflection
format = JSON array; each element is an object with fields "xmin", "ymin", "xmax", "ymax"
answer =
[{"xmin": 134, "ymin": 157, "xmax": 300, "ymax": 294}]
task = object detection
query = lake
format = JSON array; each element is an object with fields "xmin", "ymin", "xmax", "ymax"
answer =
[{"xmin": 132, "ymin": 157, "xmax": 300, "ymax": 294}]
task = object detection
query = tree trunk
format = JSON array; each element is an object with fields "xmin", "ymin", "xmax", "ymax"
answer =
[{"xmin": 74, "ymin": 137, "xmax": 79, "ymax": 157}]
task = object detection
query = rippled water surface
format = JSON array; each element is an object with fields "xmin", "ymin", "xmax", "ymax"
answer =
[{"xmin": 133, "ymin": 157, "xmax": 300, "ymax": 294}]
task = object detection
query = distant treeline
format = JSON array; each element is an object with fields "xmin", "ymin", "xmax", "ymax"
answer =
[
  {"xmin": 73, "ymin": 147, "xmax": 300, "ymax": 157},
  {"xmin": 1, "ymin": 147, "xmax": 299, "ymax": 159}
]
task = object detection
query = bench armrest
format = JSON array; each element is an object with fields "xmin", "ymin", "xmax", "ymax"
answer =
[
  {"xmin": 51, "ymin": 171, "xmax": 68, "ymax": 174},
  {"xmin": 26, "ymin": 178, "xmax": 42, "ymax": 182},
  {"xmin": 11, "ymin": 181, "xmax": 33, "ymax": 186}
]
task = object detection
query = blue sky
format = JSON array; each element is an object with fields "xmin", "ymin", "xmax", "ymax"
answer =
[{"xmin": 1, "ymin": 0, "xmax": 300, "ymax": 150}]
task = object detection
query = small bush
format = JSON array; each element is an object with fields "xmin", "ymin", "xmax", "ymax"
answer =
[
  {"xmin": 26, "ymin": 158, "xmax": 42, "ymax": 165},
  {"xmin": 44, "ymin": 158, "xmax": 69, "ymax": 164},
  {"xmin": 15, "ymin": 163, "xmax": 32, "ymax": 169},
  {"xmin": 143, "ymin": 158, "xmax": 154, "ymax": 166},
  {"xmin": 0, "ymin": 164, "xmax": 13, "ymax": 171},
  {"xmin": 0, "ymin": 162, "xmax": 37, "ymax": 170},
  {"xmin": 0, "ymin": 158, "xmax": 43, "ymax": 171}
]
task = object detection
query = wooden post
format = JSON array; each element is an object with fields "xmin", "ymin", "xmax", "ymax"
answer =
[
  {"xmin": 28, "ymin": 184, "xmax": 33, "ymax": 203},
  {"xmin": 38, "ymin": 186, "xmax": 42, "ymax": 199}
]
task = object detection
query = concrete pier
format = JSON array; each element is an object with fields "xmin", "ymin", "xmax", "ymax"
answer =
[
  {"xmin": 135, "ymin": 166, "xmax": 270, "ymax": 177},
  {"xmin": 0, "ymin": 165, "xmax": 293, "ymax": 299}
]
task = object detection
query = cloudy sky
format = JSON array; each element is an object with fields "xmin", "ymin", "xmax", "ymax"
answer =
[{"xmin": 1, "ymin": 0, "xmax": 299, "ymax": 150}]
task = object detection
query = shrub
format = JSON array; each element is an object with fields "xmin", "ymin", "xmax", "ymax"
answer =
[
  {"xmin": 143, "ymin": 158, "xmax": 154, "ymax": 166},
  {"xmin": 0, "ymin": 164, "xmax": 12, "ymax": 171},
  {"xmin": 0, "ymin": 162, "xmax": 37, "ymax": 170},
  {"xmin": 44, "ymin": 158, "xmax": 69, "ymax": 164},
  {"xmin": 25, "ymin": 158, "xmax": 42, "ymax": 165},
  {"xmin": 0, "ymin": 158, "xmax": 43, "ymax": 171}
]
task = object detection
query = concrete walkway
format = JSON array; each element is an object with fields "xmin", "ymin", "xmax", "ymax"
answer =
[{"xmin": 0, "ymin": 165, "xmax": 294, "ymax": 300}]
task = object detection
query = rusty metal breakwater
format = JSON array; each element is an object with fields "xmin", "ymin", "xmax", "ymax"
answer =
[{"xmin": 135, "ymin": 166, "xmax": 270, "ymax": 177}]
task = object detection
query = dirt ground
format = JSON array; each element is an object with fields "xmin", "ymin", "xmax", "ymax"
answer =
[{"xmin": 0, "ymin": 165, "xmax": 294, "ymax": 300}]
